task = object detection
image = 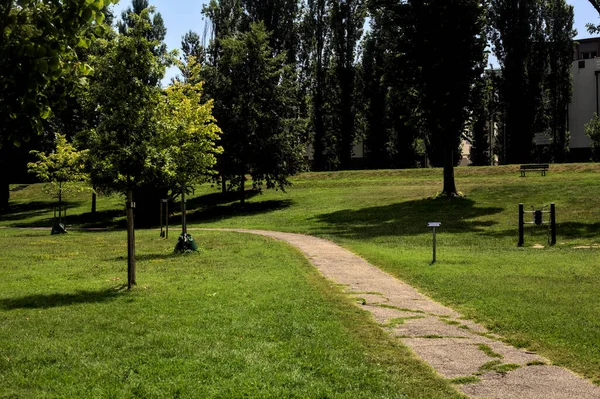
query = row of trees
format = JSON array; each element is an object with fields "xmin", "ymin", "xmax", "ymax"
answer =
[
  {"xmin": 181, "ymin": 0, "xmax": 579, "ymax": 196},
  {"xmin": 4, "ymin": 0, "xmax": 223, "ymax": 288}
]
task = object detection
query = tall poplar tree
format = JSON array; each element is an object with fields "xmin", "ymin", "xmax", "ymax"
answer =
[
  {"xmin": 405, "ymin": 0, "xmax": 486, "ymax": 196},
  {"xmin": 301, "ymin": 0, "xmax": 334, "ymax": 171},
  {"xmin": 330, "ymin": 0, "xmax": 366, "ymax": 170},
  {"xmin": 490, "ymin": 0, "xmax": 547, "ymax": 164},
  {"xmin": 543, "ymin": 0, "xmax": 575, "ymax": 162}
]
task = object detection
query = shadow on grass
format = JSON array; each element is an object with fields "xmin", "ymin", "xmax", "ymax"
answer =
[
  {"xmin": 485, "ymin": 221, "xmax": 600, "ymax": 241},
  {"xmin": 314, "ymin": 197, "xmax": 503, "ymax": 238},
  {"xmin": 186, "ymin": 190, "xmax": 260, "ymax": 209},
  {"xmin": 0, "ymin": 201, "xmax": 56, "ymax": 223},
  {"xmin": 184, "ymin": 196, "xmax": 293, "ymax": 223},
  {"xmin": 0, "ymin": 287, "xmax": 125, "ymax": 310},
  {"xmin": 110, "ymin": 252, "xmax": 194, "ymax": 261}
]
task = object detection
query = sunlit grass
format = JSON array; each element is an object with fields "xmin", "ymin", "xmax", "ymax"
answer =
[
  {"xmin": 0, "ymin": 229, "xmax": 463, "ymax": 398},
  {"xmin": 3, "ymin": 163, "xmax": 600, "ymax": 384}
]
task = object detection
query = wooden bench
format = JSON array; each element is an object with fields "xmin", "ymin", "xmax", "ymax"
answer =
[{"xmin": 519, "ymin": 164, "xmax": 549, "ymax": 177}]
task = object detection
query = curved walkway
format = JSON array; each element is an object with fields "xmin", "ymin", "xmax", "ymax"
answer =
[{"xmin": 203, "ymin": 229, "xmax": 600, "ymax": 399}]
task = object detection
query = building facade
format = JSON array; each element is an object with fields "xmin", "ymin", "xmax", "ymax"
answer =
[{"xmin": 568, "ymin": 37, "xmax": 600, "ymax": 161}]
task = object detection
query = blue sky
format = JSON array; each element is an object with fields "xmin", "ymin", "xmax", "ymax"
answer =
[{"xmin": 111, "ymin": 0, "xmax": 600, "ymax": 85}]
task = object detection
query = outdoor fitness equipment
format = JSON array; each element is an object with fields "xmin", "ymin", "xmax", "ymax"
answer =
[{"xmin": 518, "ymin": 203, "xmax": 556, "ymax": 247}]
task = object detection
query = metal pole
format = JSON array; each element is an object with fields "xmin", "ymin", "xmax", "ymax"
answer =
[
  {"xmin": 432, "ymin": 227, "xmax": 437, "ymax": 264},
  {"xmin": 518, "ymin": 203, "xmax": 524, "ymax": 247},
  {"xmin": 550, "ymin": 203, "xmax": 556, "ymax": 246},
  {"xmin": 181, "ymin": 184, "xmax": 187, "ymax": 236},
  {"xmin": 160, "ymin": 199, "xmax": 163, "ymax": 237}
]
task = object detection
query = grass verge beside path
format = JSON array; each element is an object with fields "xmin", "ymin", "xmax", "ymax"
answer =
[
  {"xmin": 3, "ymin": 164, "xmax": 600, "ymax": 385},
  {"xmin": 0, "ymin": 229, "xmax": 463, "ymax": 398}
]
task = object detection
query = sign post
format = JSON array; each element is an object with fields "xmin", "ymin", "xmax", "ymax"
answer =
[{"xmin": 428, "ymin": 222, "xmax": 441, "ymax": 264}]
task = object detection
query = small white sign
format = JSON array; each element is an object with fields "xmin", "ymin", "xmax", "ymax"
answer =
[{"xmin": 428, "ymin": 222, "xmax": 441, "ymax": 228}]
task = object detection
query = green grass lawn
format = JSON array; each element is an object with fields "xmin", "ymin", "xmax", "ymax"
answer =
[
  {"xmin": 2, "ymin": 163, "xmax": 600, "ymax": 390},
  {"xmin": 0, "ymin": 229, "xmax": 462, "ymax": 398}
]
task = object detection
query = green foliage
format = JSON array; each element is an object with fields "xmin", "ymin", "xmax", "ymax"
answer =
[
  {"xmin": 489, "ymin": 0, "xmax": 575, "ymax": 164},
  {"xmin": 329, "ymin": 0, "xmax": 367, "ymax": 169},
  {"xmin": 86, "ymin": 8, "xmax": 168, "ymax": 192},
  {"xmin": 543, "ymin": 0, "xmax": 575, "ymax": 163},
  {"xmin": 0, "ymin": 0, "xmax": 116, "ymax": 143},
  {"xmin": 584, "ymin": 113, "xmax": 600, "ymax": 161},
  {"xmin": 206, "ymin": 22, "xmax": 306, "ymax": 200},
  {"xmin": 27, "ymin": 133, "xmax": 88, "ymax": 204},
  {"xmin": 155, "ymin": 58, "xmax": 223, "ymax": 190}
]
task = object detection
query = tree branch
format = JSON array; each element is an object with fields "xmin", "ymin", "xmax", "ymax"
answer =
[{"xmin": 589, "ymin": 0, "xmax": 600, "ymax": 16}]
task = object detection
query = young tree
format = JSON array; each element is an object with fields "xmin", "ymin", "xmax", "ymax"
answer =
[
  {"xmin": 405, "ymin": 0, "xmax": 486, "ymax": 196},
  {"xmin": 87, "ymin": 8, "xmax": 167, "ymax": 288},
  {"xmin": 27, "ymin": 133, "xmax": 89, "ymax": 229},
  {"xmin": 585, "ymin": 113, "xmax": 600, "ymax": 162},
  {"xmin": 216, "ymin": 22, "xmax": 306, "ymax": 204},
  {"xmin": 155, "ymin": 59, "xmax": 222, "ymax": 249}
]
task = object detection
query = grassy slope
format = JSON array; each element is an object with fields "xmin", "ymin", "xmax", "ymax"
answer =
[
  {"xmin": 0, "ymin": 229, "xmax": 462, "ymax": 398},
  {"xmin": 2, "ymin": 163, "xmax": 600, "ymax": 385}
]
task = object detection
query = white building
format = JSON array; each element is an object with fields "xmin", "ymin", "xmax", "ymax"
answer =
[{"xmin": 569, "ymin": 37, "xmax": 600, "ymax": 161}]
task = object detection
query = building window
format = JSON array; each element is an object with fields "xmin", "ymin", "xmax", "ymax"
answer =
[
  {"xmin": 592, "ymin": 51, "xmax": 598, "ymax": 58},
  {"xmin": 578, "ymin": 60, "xmax": 586, "ymax": 68},
  {"xmin": 582, "ymin": 52, "xmax": 590, "ymax": 59}
]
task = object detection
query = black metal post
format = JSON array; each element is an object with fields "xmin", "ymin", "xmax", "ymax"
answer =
[
  {"xmin": 518, "ymin": 203, "xmax": 524, "ymax": 247},
  {"xmin": 432, "ymin": 227, "xmax": 437, "ymax": 264},
  {"xmin": 160, "ymin": 199, "xmax": 163, "ymax": 237},
  {"xmin": 550, "ymin": 203, "xmax": 556, "ymax": 246}
]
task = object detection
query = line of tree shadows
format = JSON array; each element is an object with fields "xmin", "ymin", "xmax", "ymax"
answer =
[
  {"xmin": 0, "ymin": 287, "xmax": 125, "ymax": 310},
  {"xmin": 0, "ymin": 200, "xmax": 56, "ymax": 223},
  {"xmin": 182, "ymin": 191, "xmax": 293, "ymax": 224},
  {"xmin": 313, "ymin": 197, "xmax": 504, "ymax": 239},
  {"xmin": 1, "ymin": 189, "xmax": 293, "ymax": 228},
  {"xmin": 0, "ymin": 199, "xmax": 125, "ymax": 228}
]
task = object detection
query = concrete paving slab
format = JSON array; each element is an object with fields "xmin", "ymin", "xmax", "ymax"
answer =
[{"xmin": 460, "ymin": 366, "xmax": 600, "ymax": 399}]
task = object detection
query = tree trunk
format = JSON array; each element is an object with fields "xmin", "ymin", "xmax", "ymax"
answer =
[
  {"xmin": 126, "ymin": 180, "xmax": 136, "ymax": 289},
  {"xmin": 181, "ymin": 183, "xmax": 187, "ymax": 236},
  {"xmin": 221, "ymin": 176, "xmax": 226, "ymax": 195},
  {"xmin": 58, "ymin": 189, "xmax": 62, "ymax": 223},
  {"xmin": 0, "ymin": 176, "xmax": 8, "ymax": 210},
  {"xmin": 91, "ymin": 184, "xmax": 97, "ymax": 214},
  {"xmin": 239, "ymin": 173, "xmax": 245, "ymax": 205},
  {"xmin": 0, "ymin": 148, "xmax": 9, "ymax": 210},
  {"xmin": 442, "ymin": 146, "xmax": 458, "ymax": 196},
  {"xmin": 339, "ymin": 67, "xmax": 355, "ymax": 170}
]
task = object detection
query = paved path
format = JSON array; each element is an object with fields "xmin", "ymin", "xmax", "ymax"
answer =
[{"xmin": 204, "ymin": 229, "xmax": 600, "ymax": 399}]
